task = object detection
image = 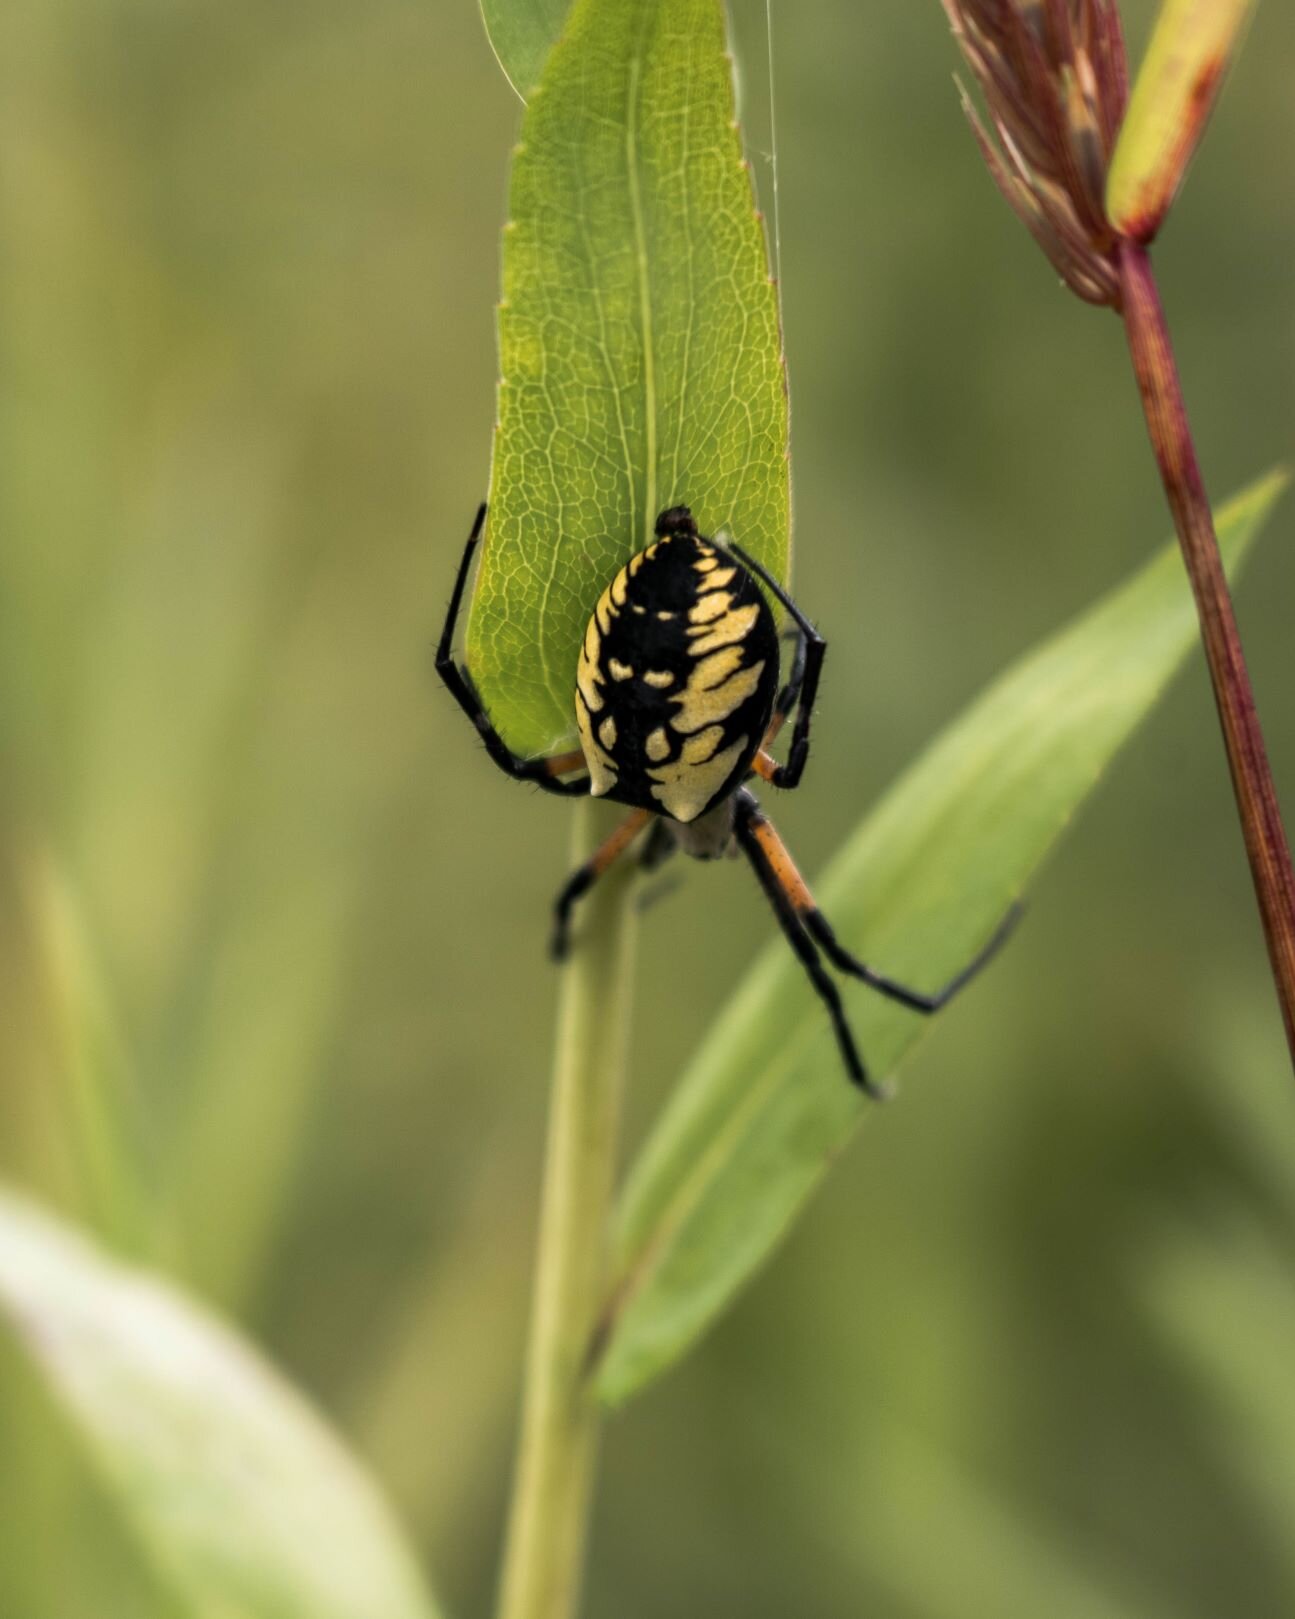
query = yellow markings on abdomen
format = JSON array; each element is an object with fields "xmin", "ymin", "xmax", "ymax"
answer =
[
  {"xmin": 576, "ymin": 562, "xmax": 635, "ymax": 795},
  {"xmin": 576, "ymin": 620, "xmax": 604, "ymax": 714},
  {"xmin": 687, "ymin": 602, "xmax": 760, "ymax": 657},
  {"xmin": 573, "ymin": 537, "xmax": 770, "ymax": 818},
  {"xmin": 688, "ymin": 590, "xmax": 732, "ymax": 626},
  {"xmin": 689, "ymin": 644, "xmax": 745, "ymax": 689},
  {"xmin": 649, "ymin": 734, "xmax": 749, "ymax": 822},
  {"xmin": 576, "ymin": 695, "xmax": 618, "ymax": 797},
  {"xmin": 670, "ymin": 652, "xmax": 766, "ymax": 737},
  {"xmin": 680, "ymin": 726, "xmax": 725, "ymax": 764}
]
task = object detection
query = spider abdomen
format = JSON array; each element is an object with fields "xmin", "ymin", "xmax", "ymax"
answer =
[{"xmin": 574, "ymin": 513, "xmax": 780, "ymax": 823}]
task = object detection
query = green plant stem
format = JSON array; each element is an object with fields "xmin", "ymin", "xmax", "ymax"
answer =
[
  {"xmin": 496, "ymin": 799, "xmax": 638, "ymax": 1619},
  {"xmin": 1118, "ymin": 240, "xmax": 1295, "ymax": 1069}
]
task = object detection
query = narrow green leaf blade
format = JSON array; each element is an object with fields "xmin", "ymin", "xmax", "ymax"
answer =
[
  {"xmin": 1107, "ymin": 0, "xmax": 1257, "ymax": 243},
  {"xmin": 465, "ymin": 0, "xmax": 789, "ymax": 757},
  {"xmin": 596, "ymin": 471, "xmax": 1288, "ymax": 1405},
  {"xmin": 479, "ymin": 0, "xmax": 571, "ymax": 100},
  {"xmin": 0, "ymin": 1191, "xmax": 443, "ymax": 1619}
]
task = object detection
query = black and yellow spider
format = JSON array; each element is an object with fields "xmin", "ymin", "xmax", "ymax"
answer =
[{"xmin": 438, "ymin": 502, "xmax": 1012, "ymax": 1096}]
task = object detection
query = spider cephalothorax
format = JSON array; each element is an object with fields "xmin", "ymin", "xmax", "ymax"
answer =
[{"xmin": 437, "ymin": 502, "xmax": 1013, "ymax": 1095}]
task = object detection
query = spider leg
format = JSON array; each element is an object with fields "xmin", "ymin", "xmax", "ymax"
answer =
[
  {"xmin": 635, "ymin": 819, "xmax": 683, "ymax": 916},
  {"xmin": 762, "ymin": 627, "xmax": 808, "ymax": 751},
  {"xmin": 804, "ymin": 902, "xmax": 1021, "ymax": 1013},
  {"xmin": 637, "ymin": 818, "xmax": 677, "ymax": 874},
  {"xmin": 732, "ymin": 792, "xmax": 884, "ymax": 1098},
  {"xmin": 725, "ymin": 542, "xmax": 825, "ymax": 791},
  {"xmin": 551, "ymin": 808, "xmax": 653, "ymax": 960},
  {"xmin": 437, "ymin": 503, "xmax": 590, "ymax": 797},
  {"xmin": 734, "ymin": 789, "xmax": 1016, "ymax": 1092}
]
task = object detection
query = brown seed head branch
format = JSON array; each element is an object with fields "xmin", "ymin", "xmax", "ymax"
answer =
[
  {"xmin": 944, "ymin": 0, "xmax": 1295, "ymax": 1067},
  {"xmin": 942, "ymin": 0, "xmax": 1129, "ymax": 305},
  {"xmin": 1119, "ymin": 244, "xmax": 1295, "ymax": 1063}
]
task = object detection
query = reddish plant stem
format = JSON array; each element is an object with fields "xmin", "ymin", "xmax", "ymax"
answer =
[{"xmin": 1118, "ymin": 240, "xmax": 1295, "ymax": 1068}]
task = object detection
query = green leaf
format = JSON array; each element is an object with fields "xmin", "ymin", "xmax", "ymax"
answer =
[
  {"xmin": 465, "ymin": 0, "xmax": 789, "ymax": 757},
  {"xmin": 479, "ymin": 0, "xmax": 571, "ymax": 100},
  {"xmin": 0, "ymin": 1190, "xmax": 444, "ymax": 1619},
  {"xmin": 594, "ymin": 470, "xmax": 1288, "ymax": 1405},
  {"xmin": 1106, "ymin": 0, "xmax": 1257, "ymax": 244}
]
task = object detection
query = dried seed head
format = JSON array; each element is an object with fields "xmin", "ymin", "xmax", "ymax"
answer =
[{"xmin": 943, "ymin": 0, "xmax": 1129, "ymax": 307}]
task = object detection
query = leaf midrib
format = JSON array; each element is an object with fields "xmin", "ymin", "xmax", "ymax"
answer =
[{"xmin": 626, "ymin": 45, "xmax": 656, "ymax": 548}]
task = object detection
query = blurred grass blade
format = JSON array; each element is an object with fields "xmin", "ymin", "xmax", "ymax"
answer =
[
  {"xmin": 1106, "ymin": 0, "xmax": 1257, "ymax": 243},
  {"xmin": 595, "ymin": 469, "xmax": 1288, "ymax": 1405},
  {"xmin": 22, "ymin": 843, "xmax": 158, "ymax": 1259},
  {"xmin": 465, "ymin": 0, "xmax": 789, "ymax": 757},
  {"xmin": 840, "ymin": 1421, "xmax": 1173, "ymax": 1619},
  {"xmin": 479, "ymin": 0, "xmax": 571, "ymax": 99},
  {"xmin": 164, "ymin": 877, "xmax": 356, "ymax": 1311},
  {"xmin": 1145, "ymin": 1218, "xmax": 1295, "ymax": 1588},
  {"xmin": 0, "ymin": 1190, "xmax": 444, "ymax": 1619}
]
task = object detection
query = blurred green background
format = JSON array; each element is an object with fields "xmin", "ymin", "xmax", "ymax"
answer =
[{"xmin": 1, "ymin": 1, "xmax": 1293, "ymax": 1615}]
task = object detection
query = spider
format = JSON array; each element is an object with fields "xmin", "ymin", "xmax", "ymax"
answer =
[{"xmin": 437, "ymin": 501, "xmax": 1014, "ymax": 1096}]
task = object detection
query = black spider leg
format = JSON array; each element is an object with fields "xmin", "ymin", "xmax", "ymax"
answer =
[
  {"xmin": 804, "ymin": 902, "xmax": 1022, "ymax": 1015},
  {"xmin": 724, "ymin": 542, "xmax": 825, "ymax": 790},
  {"xmin": 763, "ymin": 627, "xmax": 808, "ymax": 750},
  {"xmin": 551, "ymin": 808, "xmax": 652, "ymax": 960},
  {"xmin": 637, "ymin": 818, "xmax": 675, "ymax": 873},
  {"xmin": 437, "ymin": 503, "xmax": 590, "ymax": 796},
  {"xmin": 635, "ymin": 819, "xmax": 683, "ymax": 916},
  {"xmin": 732, "ymin": 790, "xmax": 886, "ymax": 1098}
]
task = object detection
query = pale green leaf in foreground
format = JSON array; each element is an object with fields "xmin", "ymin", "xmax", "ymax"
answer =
[
  {"xmin": 0, "ymin": 1190, "xmax": 442, "ymax": 1619},
  {"xmin": 1106, "ymin": 0, "xmax": 1257, "ymax": 243},
  {"xmin": 595, "ymin": 470, "xmax": 1288, "ymax": 1404},
  {"xmin": 479, "ymin": 0, "xmax": 570, "ymax": 100},
  {"xmin": 465, "ymin": 0, "xmax": 789, "ymax": 757}
]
